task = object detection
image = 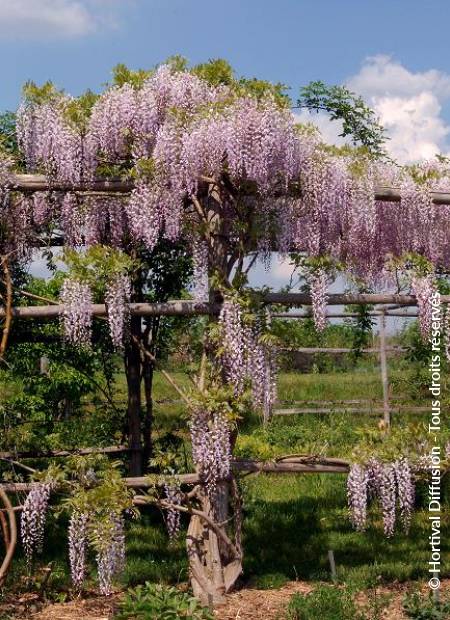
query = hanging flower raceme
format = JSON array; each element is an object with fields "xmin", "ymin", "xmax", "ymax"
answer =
[
  {"xmin": 60, "ymin": 278, "xmax": 93, "ymax": 346},
  {"xmin": 347, "ymin": 464, "xmax": 369, "ymax": 532},
  {"xmin": 394, "ymin": 458, "xmax": 415, "ymax": 534},
  {"xmin": 218, "ymin": 298, "xmax": 246, "ymax": 394},
  {"xmin": 68, "ymin": 511, "xmax": 89, "ymax": 590},
  {"xmin": 105, "ymin": 273, "xmax": 131, "ymax": 349},
  {"xmin": 61, "ymin": 193, "xmax": 84, "ymax": 247},
  {"xmin": 163, "ymin": 481, "xmax": 183, "ymax": 540},
  {"xmin": 191, "ymin": 235, "xmax": 209, "ymax": 301},
  {"xmin": 347, "ymin": 458, "xmax": 416, "ymax": 537},
  {"xmin": 21, "ymin": 482, "xmax": 53, "ymax": 565},
  {"xmin": 308, "ymin": 269, "xmax": 329, "ymax": 332},
  {"xmin": 247, "ymin": 314, "xmax": 278, "ymax": 420},
  {"xmin": 94, "ymin": 512, "xmax": 126, "ymax": 596},
  {"xmin": 190, "ymin": 409, "xmax": 231, "ymax": 502},
  {"xmin": 411, "ymin": 273, "xmax": 437, "ymax": 340},
  {"xmin": 17, "ymin": 99, "xmax": 85, "ymax": 183}
]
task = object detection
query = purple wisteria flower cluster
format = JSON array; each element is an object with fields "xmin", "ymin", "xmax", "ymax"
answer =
[
  {"xmin": 190, "ymin": 409, "xmax": 231, "ymax": 502},
  {"xmin": 347, "ymin": 458, "xmax": 415, "ymax": 537},
  {"xmin": 60, "ymin": 273, "xmax": 131, "ymax": 349},
  {"xmin": 93, "ymin": 513, "xmax": 126, "ymax": 596},
  {"xmin": 68, "ymin": 511, "xmax": 89, "ymax": 590},
  {"xmin": 411, "ymin": 274, "xmax": 437, "ymax": 340},
  {"xmin": 105, "ymin": 273, "xmax": 131, "ymax": 349},
  {"xmin": 163, "ymin": 481, "xmax": 183, "ymax": 540},
  {"xmin": 219, "ymin": 298, "xmax": 278, "ymax": 416},
  {"xmin": 191, "ymin": 235, "xmax": 209, "ymax": 301},
  {"xmin": 60, "ymin": 278, "xmax": 93, "ymax": 347},
  {"xmin": 20, "ymin": 482, "xmax": 53, "ymax": 565},
  {"xmin": 9, "ymin": 65, "xmax": 450, "ymax": 288},
  {"xmin": 308, "ymin": 269, "xmax": 329, "ymax": 332}
]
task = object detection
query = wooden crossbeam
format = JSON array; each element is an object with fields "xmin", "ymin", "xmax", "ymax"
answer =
[
  {"xmin": 0, "ymin": 294, "xmax": 448, "ymax": 320},
  {"xmin": 6, "ymin": 175, "xmax": 450, "ymax": 205}
]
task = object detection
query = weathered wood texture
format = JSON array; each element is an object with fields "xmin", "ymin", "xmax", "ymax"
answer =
[
  {"xmin": 7, "ymin": 175, "xmax": 450, "ymax": 205},
  {"xmin": 1, "ymin": 294, "xmax": 449, "ymax": 320}
]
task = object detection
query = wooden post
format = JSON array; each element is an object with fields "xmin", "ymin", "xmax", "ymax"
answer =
[
  {"xmin": 328, "ymin": 549, "xmax": 337, "ymax": 582},
  {"xmin": 379, "ymin": 312, "xmax": 391, "ymax": 430},
  {"xmin": 39, "ymin": 355, "xmax": 49, "ymax": 375}
]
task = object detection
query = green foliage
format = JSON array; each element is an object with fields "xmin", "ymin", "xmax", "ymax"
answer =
[
  {"xmin": 62, "ymin": 246, "xmax": 135, "ymax": 293},
  {"xmin": 149, "ymin": 431, "xmax": 189, "ymax": 474},
  {"xmin": 0, "ymin": 341, "xmax": 112, "ymax": 452},
  {"xmin": 351, "ymin": 423, "xmax": 442, "ymax": 464},
  {"xmin": 192, "ymin": 58, "xmax": 235, "ymax": 86},
  {"xmin": 236, "ymin": 77, "xmax": 290, "ymax": 106},
  {"xmin": 112, "ymin": 63, "xmax": 153, "ymax": 88},
  {"xmin": 298, "ymin": 80, "xmax": 387, "ymax": 157},
  {"xmin": 403, "ymin": 592, "xmax": 450, "ymax": 619},
  {"xmin": 0, "ymin": 111, "xmax": 18, "ymax": 156},
  {"xmin": 286, "ymin": 585, "xmax": 359, "ymax": 620},
  {"xmin": 115, "ymin": 582, "xmax": 213, "ymax": 620},
  {"xmin": 63, "ymin": 90, "xmax": 99, "ymax": 133},
  {"xmin": 59, "ymin": 457, "xmax": 136, "ymax": 558},
  {"xmin": 344, "ymin": 287, "xmax": 375, "ymax": 361},
  {"xmin": 22, "ymin": 80, "xmax": 63, "ymax": 105},
  {"xmin": 0, "ymin": 274, "xmax": 122, "ymax": 454}
]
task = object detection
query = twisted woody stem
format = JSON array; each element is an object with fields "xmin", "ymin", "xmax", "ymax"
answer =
[
  {"xmin": 0, "ymin": 255, "xmax": 13, "ymax": 362},
  {"xmin": 0, "ymin": 487, "xmax": 17, "ymax": 586}
]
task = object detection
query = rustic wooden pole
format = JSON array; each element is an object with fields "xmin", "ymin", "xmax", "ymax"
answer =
[
  {"xmin": 1, "ymin": 294, "xmax": 449, "ymax": 320},
  {"xmin": 379, "ymin": 312, "xmax": 391, "ymax": 430},
  {"xmin": 8, "ymin": 175, "xmax": 450, "ymax": 205}
]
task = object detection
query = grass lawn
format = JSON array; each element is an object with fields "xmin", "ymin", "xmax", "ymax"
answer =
[{"xmin": 2, "ymin": 363, "xmax": 449, "ymax": 604}]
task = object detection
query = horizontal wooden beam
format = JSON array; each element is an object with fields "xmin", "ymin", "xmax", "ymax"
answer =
[
  {"xmin": 279, "ymin": 346, "xmax": 405, "ymax": 354},
  {"xmin": 0, "ymin": 300, "xmax": 214, "ymax": 320},
  {"xmin": 375, "ymin": 185, "xmax": 450, "ymax": 205},
  {"xmin": 274, "ymin": 406, "xmax": 437, "ymax": 415},
  {"xmin": 7, "ymin": 174, "xmax": 131, "ymax": 193},
  {"xmin": 0, "ymin": 457, "xmax": 351, "ymax": 492},
  {"xmin": 273, "ymin": 312, "xmax": 418, "ymax": 319},
  {"xmin": 0, "ymin": 445, "xmax": 128, "ymax": 460},
  {"xmin": 6, "ymin": 175, "xmax": 450, "ymax": 206},
  {"xmin": 1, "ymin": 293, "xmax": 447, "ymax": 320},
  {"xmin": 264, "ymin": 292, "xmax": 447, "ymax": 306}
]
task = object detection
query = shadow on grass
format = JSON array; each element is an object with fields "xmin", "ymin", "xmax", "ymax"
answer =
[{"xmin": 241, "ymin": 474, "xmax": 450, "ymax": 589}]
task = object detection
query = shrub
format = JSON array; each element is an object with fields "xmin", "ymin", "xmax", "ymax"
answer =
[
  {"xmin": 286, "ymin": 585, "xmax": 358, "ymax": 620},
  {"xmin": 403, "ymin": 592, "xmax": 450, "ymax": 620},
  {"xmin": 115, "ymin": 582, "xmax": 213, "ymax": 620}
]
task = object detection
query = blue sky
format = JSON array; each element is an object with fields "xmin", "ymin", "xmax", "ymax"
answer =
[{"xmin": 3, "ymin": 1, "xmax": 450, "ymax": 162}]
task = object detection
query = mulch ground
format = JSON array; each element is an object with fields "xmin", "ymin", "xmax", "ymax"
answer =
[{"xmin": 1, "ymin": 579, "xmax": 446, "ymax": 619}]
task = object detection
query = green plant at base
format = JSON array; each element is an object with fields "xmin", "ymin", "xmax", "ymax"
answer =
[
  {"xmin": 115, "ymin": 582, "xmax": 213, "ymax": 620},
  {"xmin": 286, "ymin": 585, "xmax": 359, "ymax": 620},
  {"xmin": 403, "ymin": 592, "xmax": 450, "ymax": 619}
]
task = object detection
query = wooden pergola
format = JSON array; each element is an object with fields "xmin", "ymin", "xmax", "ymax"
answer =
[{"xmin": 1, "ymin": 172, "xmax": 448, "ymax": 585}]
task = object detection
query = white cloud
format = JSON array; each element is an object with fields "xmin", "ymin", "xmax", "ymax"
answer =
[
  {"xmin": 347, "ymin": 54, "xmax": 450, "ymax": 101},
  {"xmin": 296, "ymin": 55, "xmax": 450, "ymax": 164},
  {"xmin": 293, "ymin": 109, "xmax": 347, "ymax": 147},
  {"xmin": 347, "ymin": 55, "xmax": 450, "ymax": 163},
  {"xmin": 0, "ymin": 0, "xmax": 121, "ymax": 38}
]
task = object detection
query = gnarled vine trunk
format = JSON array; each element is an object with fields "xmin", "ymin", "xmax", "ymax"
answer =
[
  {"xmin": 187, "ymin": 481, "xmax": 242, "ymax": 605},
  {"xmin": 125, "ymin": 315, "xmax": 143, "ymax": 476},
  {"xmin": 185, "ymin": 185, "xmax": 245, "ymax": 603}
]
